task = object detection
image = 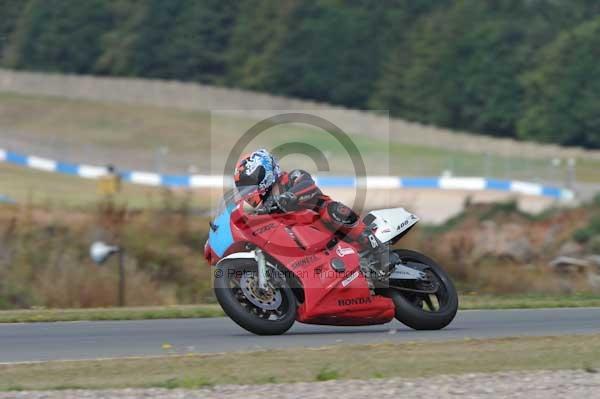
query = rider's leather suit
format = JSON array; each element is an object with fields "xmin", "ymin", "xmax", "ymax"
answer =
[{"xmin": 260, "ymin": 169, "xmax": 383, "ymax": 255}]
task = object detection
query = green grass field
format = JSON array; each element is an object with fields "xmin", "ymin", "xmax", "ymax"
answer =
[
  {"xmin": 2, "ymin": 91, "xmax": 598, "ymax": 207},
  {"xmin": 1, "ymin": 335, "xmax": 599, "ymax": 390}
]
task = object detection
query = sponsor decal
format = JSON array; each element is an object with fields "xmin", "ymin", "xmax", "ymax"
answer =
[
  {"xmin": 298, "ymin": 192, "xmax": 317, "ymax": 202},
  {"xmin": 393, "ymin": 268, "xmax": 414, "ymax": 277},
  {"xmin": 252, "ymin": 223, "xmax": 276, "ymax": 236},
  {"xmin": 337, "ymin": 296, "xmax": 372, "ymax": 306},
  {"xmin": 335, "ymin": 246, "xmax": 355, "ymax": 257},
  {"xmin": 397, "ymin": 215, "xmax": 418, "ymax": 230},
  {"xmin": 284, "ymin": 226, "xmax": 306, "ymax": 250},
  {"xmin": 368, "ymin": 234, "xmax": 379, "ymax": 248},
  {"xmin": 291, "ymin": 254, "xmax": 318, "ymax": 269},
  {"xmin": 397, "ymin": 218, "xmax": 412, "ymax": 230},
  {"xmin": 341, "ymin": 270, "xmax": 359, "ymax": 287}
]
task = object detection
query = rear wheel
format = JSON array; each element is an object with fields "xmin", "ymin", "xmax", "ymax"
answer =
[
  {"xmin": 214, "ymin": 258, "xmax": 297, "ymax": 335},
  {"xmin": 386, "ymin": 249, "xmax": 458, "ymax": 330}
]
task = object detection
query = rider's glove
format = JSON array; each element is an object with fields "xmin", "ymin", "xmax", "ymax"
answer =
[{"xmin": 276, "ymin": 192, "xmax": 298, "ymax": 212}]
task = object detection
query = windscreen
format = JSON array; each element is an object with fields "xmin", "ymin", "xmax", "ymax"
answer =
[{"xmin": 212, "ymin": 188, "xmax": 240, "ymax": 218}]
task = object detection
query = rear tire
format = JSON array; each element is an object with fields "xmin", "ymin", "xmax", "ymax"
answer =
[
  {"xmin": 214, "ymin": 258, "xmax": 297, "ymax": 335},
  {"xmin": 387, "ymin": 249, "xmax": 458, "ymax": 330}
]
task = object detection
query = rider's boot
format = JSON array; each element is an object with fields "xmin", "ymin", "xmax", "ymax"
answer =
[
  {"xmin": 320, "ymin": 202, "xmax": 398, "ymax": 277},
  {"xmin": 358, "ymin": 230, "xmax": 398, "ymax": 278}
]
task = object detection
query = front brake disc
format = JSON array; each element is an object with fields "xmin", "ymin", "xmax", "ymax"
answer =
[{"xmin": 239, "ymin": 273, "xmax": 283, "ymax": 310}]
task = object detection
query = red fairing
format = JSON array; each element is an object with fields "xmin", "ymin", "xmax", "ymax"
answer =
[
  {"xmin": 203, "ymin": 241, "xmax": 214, "ymax": 264},
  {"xmin": 208, "ymin": 204, "xmax": 394, "ymax": 326},
  {"xmin": 273, "ymin": 240, "xmax": 394, "ymax": 326}
]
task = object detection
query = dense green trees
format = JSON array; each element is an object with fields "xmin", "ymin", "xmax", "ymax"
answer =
[
  {"xmin": 4, "ymin": 0, "xmax": 113, "ymax": 73},
  {"xmin": 1, "ymin": 0, "xmax": 600, "ymax": 148},
  {"xmin": 95, "ymin": 0, "xmax": 238, "ymax": 82},
  {"xmin": 372, "ymin": 1, "xmax": 531, "ymax": 137},
  {"xmin": 0, "ymin": 0, "xmax": 27, "ymax": 55},
  {"xmin": 518, "ymin": 18, "xmax": 600, "ymax": 148}
]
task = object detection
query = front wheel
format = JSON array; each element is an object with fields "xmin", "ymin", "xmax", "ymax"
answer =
[
  {"xmin": 386, "ymin": 249, "xmax": 458, "ymax": 330},
  {"xmin": 214, "ymin": 258, "xmax": 297, "ymax": 335}
]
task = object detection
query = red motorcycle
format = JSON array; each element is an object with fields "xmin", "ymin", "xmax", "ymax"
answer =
[{"xmin": 204, "ymin": 193, "xmax": 458, "ymax": 335}]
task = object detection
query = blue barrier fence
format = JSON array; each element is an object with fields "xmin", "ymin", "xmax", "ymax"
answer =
[
  {"xmin": 0, "ymin": 148, "xmax": 574, "ymax": 200},
  {"xmin": 0, "ymin": 194, "xmax": 14, "ymax": 204}
]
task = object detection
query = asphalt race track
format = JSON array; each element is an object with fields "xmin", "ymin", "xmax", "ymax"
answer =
[{"xmin": 1, "ymin": 308, "xmax": 600, "ymax": 363}]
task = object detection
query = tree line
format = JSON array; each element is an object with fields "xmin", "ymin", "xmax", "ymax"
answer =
[{"xmin": 1, "ymin": 0, "xmax": 599, "ymax": 148}]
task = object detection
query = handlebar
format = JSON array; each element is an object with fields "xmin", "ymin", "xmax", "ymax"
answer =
[
  {"xmin": 250, "ymin": 193, "xmax": 298, "ymax": 215},
  {"xmin": 254, "ymin": 200, "xmax": 281, "ymax": 215}
]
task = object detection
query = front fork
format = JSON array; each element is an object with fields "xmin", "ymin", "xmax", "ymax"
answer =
[{"xmin": 254, "ymin": 248, "xmax": 268, "ymax": 290}]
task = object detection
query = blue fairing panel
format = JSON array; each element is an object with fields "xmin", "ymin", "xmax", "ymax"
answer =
[{"xmin": 208, "ymin": 204, "xmax": 235, "ymax": 257}]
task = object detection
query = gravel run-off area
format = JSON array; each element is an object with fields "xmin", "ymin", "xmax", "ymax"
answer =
[{"xmin": 1, "ymin": 369, "xmax": 600, "ymax": 399}]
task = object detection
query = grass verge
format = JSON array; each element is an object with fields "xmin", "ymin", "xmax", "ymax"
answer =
[
  {"xmin": 459, "ymin": 293, "xmax": 600, "ymax": 310},
  {"xmin": 1, "ymin": 335, "xmax": 599, "ymax": 390},
  {"xmin": 0, "ymin": 305, "xmax": 224, "ymax": 323},
  {"xmin": 1, "ymin": 294, "xmax": 599, "ymax": 323}
]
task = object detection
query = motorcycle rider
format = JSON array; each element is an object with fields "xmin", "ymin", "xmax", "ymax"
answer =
[{"xmin": 233, "ymin": 148, "xmax": 394, "ymax": 275}]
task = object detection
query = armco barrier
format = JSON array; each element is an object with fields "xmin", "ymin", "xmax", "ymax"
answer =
[{"xmin": 0, "ymin": 148, "xmax": 574, "ymax": 200}]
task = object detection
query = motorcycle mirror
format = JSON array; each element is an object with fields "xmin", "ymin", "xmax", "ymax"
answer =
[{"xmin": 90, "ymin": 241, "xmax": 120, "ymax": 264}]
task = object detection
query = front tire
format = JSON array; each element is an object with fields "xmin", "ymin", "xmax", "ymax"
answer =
[
  {"xmin": 214, "ymin": 258, "xmax": 297, "ymax": 335},
  {"xmin": 387, "ymin": 249, "xmax": 458, "ymax": 330}
]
